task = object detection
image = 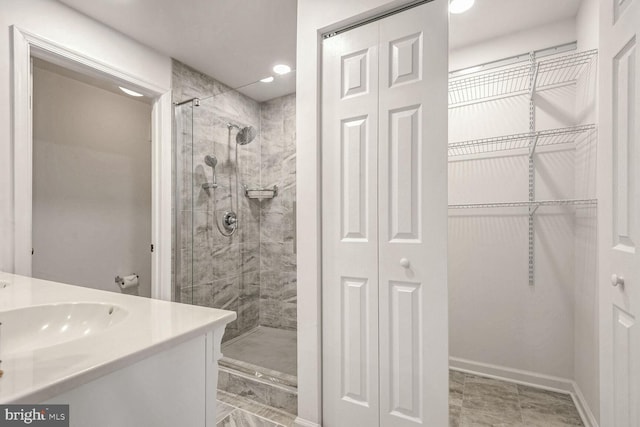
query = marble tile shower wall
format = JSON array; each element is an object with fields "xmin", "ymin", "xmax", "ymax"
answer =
[
  {"xmin": 172, "ymin": 60, "xmax": 297, "ymax": 340},
  {"xmin": 259, "ymin": 94, "xmax": 297, "ymax": 330}
]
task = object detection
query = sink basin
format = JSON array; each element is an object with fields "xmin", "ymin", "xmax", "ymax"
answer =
[{"xmin": 0, "ymin": 303, "xmax": 128, "ymax": 354}]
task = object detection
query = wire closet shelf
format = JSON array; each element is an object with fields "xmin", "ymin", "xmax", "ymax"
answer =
[
  {"xmin": 448, "ymin": 124, "xmax": 596, "ymax": 157},
  {"xmin": 448, "ymin": 199, "xmax": 598, "ymax": 210},
  {"xmin": 448, "ymin": 49, "xmax": 598, "ymax": 107}
]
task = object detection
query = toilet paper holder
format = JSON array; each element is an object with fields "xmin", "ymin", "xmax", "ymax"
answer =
[{"xmin": 115, "ymin": 274, "xmax": 139, "ymax": 286}]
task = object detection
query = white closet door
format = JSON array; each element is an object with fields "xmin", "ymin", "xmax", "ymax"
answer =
[
  {"xmin": 322, "ymin": 22, "xmax": 380, "ymax": 427},
  {"xmin": 598, "ymin": 0, "xmax": 640, "ymax": 425},
  {"xmin": 377, "ymin": 2, "xmax": 448, "ymax": 427},
  {"xmin": 322, "ymin": 2, "xmax": 448, "ymax": 426}
]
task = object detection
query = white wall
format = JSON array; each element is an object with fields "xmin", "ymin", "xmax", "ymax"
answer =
[
  {"xmin": 32, "ymin": 66, "xmax": 152, "ymax": 297},
  {"xmin": 0, "ymin": 0, "xmax": 171, "ymax": 274},
  {"xmin": 448, "ymin": 20, "xmax": 591, "ymax": 382},
  {"xmin": 450, "ymin": 18, "xmax": 577, "ymax": 71}
]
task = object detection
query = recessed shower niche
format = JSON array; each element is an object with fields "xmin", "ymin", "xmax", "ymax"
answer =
[{"xmin": 173, "ymin": 60, "xmax": 297, "ymax": 414}]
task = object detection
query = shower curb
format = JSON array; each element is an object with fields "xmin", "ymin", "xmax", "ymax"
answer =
[{"xmin": 218, "ymin": 366, "xmax": 298, "ymax": 415}]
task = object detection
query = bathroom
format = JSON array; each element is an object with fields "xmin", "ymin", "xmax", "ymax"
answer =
[{"xmin": 0, "ymin": 0, "xmax": 638, "ymax": 427}]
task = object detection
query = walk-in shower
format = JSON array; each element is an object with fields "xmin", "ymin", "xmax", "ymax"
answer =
[{"xmin": 173, "ymin": 61, "xmax": 297, "ymax": 414}]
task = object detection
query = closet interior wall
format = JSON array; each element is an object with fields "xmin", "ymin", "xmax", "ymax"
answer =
[{"xmin": 447, "ymin": 3, "xmax": 598, "ymax": 421}]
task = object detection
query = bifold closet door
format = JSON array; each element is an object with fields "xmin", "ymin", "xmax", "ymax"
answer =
[{"xmin": 322, "ymin": 1, "xmax": 448, "ymax": 426}]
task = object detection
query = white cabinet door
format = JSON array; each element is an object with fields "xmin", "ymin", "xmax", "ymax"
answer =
[
  {"xmin": 322, "ymin": 1, "xmax": 448, "ymax": 426},
  {"xmin": 598, "ymin": 0, "xmax": 640, "ymax": 425}
]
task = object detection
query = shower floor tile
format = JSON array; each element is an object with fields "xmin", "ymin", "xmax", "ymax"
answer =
[{"xmin": 222, "ymin": 326, "xmax": 297, "ymax": 377}]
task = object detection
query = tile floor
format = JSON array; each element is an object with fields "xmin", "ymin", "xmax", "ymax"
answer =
[
  {"xmin": 222, "ymin": 327, "xmax": 297, "ymax": 377},
  {"xmin": 217, "ymin": 371, "xmax": 585, "ymax": 427},
  {"xmin": 449, "ymin": 371, "xmax": 584, "ymax": 426}
]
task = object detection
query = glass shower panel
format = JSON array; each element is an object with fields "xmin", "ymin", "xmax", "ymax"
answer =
[
  {"xmin": 174, "ymin": 99, "xmax": 194, "ymax": 305},
  {"xmin": 189, "ymin": 91, "xmax": 262, "ymax": 342}
]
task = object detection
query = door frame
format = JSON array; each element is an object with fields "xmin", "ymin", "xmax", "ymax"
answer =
[{"xmin": 11, "ymin": 25, "xmax": 172, "ymax": 300}]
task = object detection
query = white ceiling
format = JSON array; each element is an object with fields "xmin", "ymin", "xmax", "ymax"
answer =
[
  {"xmin": 58, "ymin": 0, "xmax": 297, "ymax": 101},
  {"xmin": 57, "ymin": 0, "xmax": 581, "ymax": 101},
  {"xmin": 450, "ymin": 0, "xmax": 582, "ymax": 50}
]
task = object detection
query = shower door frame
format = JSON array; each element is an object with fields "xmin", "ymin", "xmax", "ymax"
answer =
[{"xmin": 10, "ymin": 26, "xmax": 173, "ymax": 300}]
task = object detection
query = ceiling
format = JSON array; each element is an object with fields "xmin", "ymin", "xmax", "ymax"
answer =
[
  {"xmin": 450, "ymin": 0, "xmax": 582, "ymax": 50},
  {"xmin": 58, "ymin": 0, "xmax": 297, "ymax": 101},
  {"xmin": 57, "ymin": 0, "xmax": 581, "ymax": 101}
]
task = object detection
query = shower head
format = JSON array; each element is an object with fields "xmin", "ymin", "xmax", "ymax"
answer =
[
  {"xmin": 204, "ymin": 155, "xmax": 217, "ymax": 168},
  {"xmin": 227, "ymin": 123, "xmax": 257, "ymax": 145},
  {"xmin": 236, "ymin": 126, "xmax": 257, "ymax": 145}
]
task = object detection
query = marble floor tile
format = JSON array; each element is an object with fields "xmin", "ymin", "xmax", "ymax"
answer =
[
  {"xmin": 217, "ymin": 390, "xmax": 296, "ymax": 427},
  {"xmin": 450, "ymin": 403, "xmax": 462, "ymax": 427},
  {"xmin": 462, "ymin": 378, "xmax": 521, "ymax": 422},
  {"xmin": 217, "ymin": 401, "xmax": 236, "ymax": 423},
  {"xmin": 217, "ymin": 409, "xmax": 284, "ymax": 427},
  {"xmin": 450, "ymin": 370, "xmax": 465, "ymax": 406},
  {"xmin": 459, "ymin": 407, "xmax": 525, "ymax": 426},
  {"xmin": 216, "ymin": 370, "xmax": 585, "ymax": 427}
]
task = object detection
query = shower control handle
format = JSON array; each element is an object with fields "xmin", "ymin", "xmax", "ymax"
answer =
[
  {"xmin": 400, "ymin": 258, "xmax": 410, "ymax": 268},
  {"xmin": 611, "ymin": 273, "xmax": 625, "ymax": 288}
]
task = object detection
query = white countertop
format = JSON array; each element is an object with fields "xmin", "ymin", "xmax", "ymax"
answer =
[{"xmin": 0, "ymin": 272, "xmax": 236, "ymax": 404}]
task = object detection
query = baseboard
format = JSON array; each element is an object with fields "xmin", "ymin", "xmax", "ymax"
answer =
[
  {"xmin": 571, "ymin": 382, "xmax": 599, "ymax": 427},
  {"xmin": 294, "ymin": 417, "xmax": 321, "ymax": 427},
  {"xmin": 449, "ymin": 357, "xmax": 599, "ymax": 427}
]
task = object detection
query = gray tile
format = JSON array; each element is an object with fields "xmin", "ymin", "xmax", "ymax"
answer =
[
  {"xmin": 217, "ymin": 390, "xmax": 296, "ymax": 427},
  {"xmin": 517, "ymin": 384, "xmax": 574, "ymax": 404},
  {"xmin": 519, "ymin": 397, "xmax": 583, "ymax": 426},
  {"xmin": 222, "ymin": 327, "xmax": 297, "ymax": 377},
  {"xmin": 459, "ymin": 407, "xmax": 525, "ymax": 426},
  {"xmin": 217, "ymin": 408, "xmax": 284, "ymax": 427},
  {"xmin": 462, "ymin": 375, "xmax": 521, "ymax": 423},
  {"xmin": 217, "ymin": 401, "xmax": 236, "ymax": 423},
  {"xmin": 449, "ymin": 370, "xmax": 465, "ymax": 406},
  {"xmin": 450, "ymin": 403, "xmax": 462, "ymax": 427}
]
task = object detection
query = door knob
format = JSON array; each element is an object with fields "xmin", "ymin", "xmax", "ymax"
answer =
[
  {"xmin": 400, "ymin": 258, "xmax": 410, "ymax": 268},
  {"xmin": 611, "ymin": 274, "xmax": 625, "ymax": 288}
]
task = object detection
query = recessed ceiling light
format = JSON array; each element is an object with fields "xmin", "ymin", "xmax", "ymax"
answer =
[
  {"xmin": 449, "ymin": 0, "xmax": 475, "ymax": 14},
  {"xmin": 273, "ymin": 64, "xmax": 291, "ymax": 75},
  {"xmin": 119, "ymin": 86, "xmax": 143, "ymax": 97},
  {"xmin": 260, "ymin": 76, "xmax": 275, "ymax": 83}
]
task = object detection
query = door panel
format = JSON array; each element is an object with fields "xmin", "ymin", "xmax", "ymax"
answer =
[
  {"xmin": 378, "ymin": 2, "xmax": 448, "ymax": 427},
  {"xmin": 322, "ymin": 22, "xmax": 380, "ymax": 427},
  {"xmin": 599, "ymin": 0, "xmax": 640, "ymax": 425},
  {"xmin": 322, "ymin": 2, "xmax": 448, "ymax": 426}
]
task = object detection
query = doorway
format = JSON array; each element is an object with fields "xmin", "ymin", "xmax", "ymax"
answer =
[{"xmin": 31, "ymin": 58, "xmax": 153, "ymax": 296}]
